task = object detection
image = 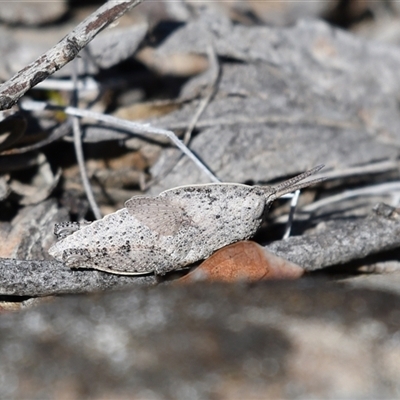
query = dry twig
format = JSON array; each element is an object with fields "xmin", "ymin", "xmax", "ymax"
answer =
[
  {"xmin": 0, "ymin": 0, "xmax": 144, "ymax": 110},
  {"xmin": 183, "ymin": 45, "xmax": 220, "ymax": 145},
  {"xmin": 21, "ymin": 100, "xmax": 220, "ymax": 182},
  {"xmin": 0, "ymin": 259, "xmax": 156, "ymax": 297},
  {"xmin": 0, "ymin": 121, "xmax": 71, "ymax": 155},
  {"xmin": 267, "ymin": 203, "xmax": 400, "ymax": 270},
  {"xmin": 70, "ymin": 63, "xmax": 102, "ymax": 219},
  {"xmin": 302, "ymin": 181, "xmax": 400, "ymax": 213}
]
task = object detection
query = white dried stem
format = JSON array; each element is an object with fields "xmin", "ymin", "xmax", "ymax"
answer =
[
  {"xmin": 21, "ymin": 100, "xmax": 220, "ymax": 183},
  {"xmin": 72, "ymin": 117, "xmax": 102, "ymax": 220},
  {"xmin": 35, "ymin": 77, "xmax": 99, "ymax": 93},
  {"xmin": 283, "ymin": 189, "xmax": 300, "ymax": 239},
  {"xmin": 302, "ymin": 181, "xmax": 400, "ymax": 212},
  {"xmin": 183, "ymin": 44, "xmax": 219, "ymax": 145},
  {"xmin": 71, "ymin": 64, "xmax": 102, "ymax": 220}
]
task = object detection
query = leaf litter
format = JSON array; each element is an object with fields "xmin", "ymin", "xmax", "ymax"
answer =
[{"xmin": 0, "ymin": 1, "xmax": 399, "ymax": 297}]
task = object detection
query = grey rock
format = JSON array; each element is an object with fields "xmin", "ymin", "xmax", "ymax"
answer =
[
  {"xmin": 146, "ymin": 18, "xmax": 400, "ymax": 191},
  {"xmin": 343, "ymin": 271, "xmax": 400, "ymax": 295},
  {"xmin": 86, "ymin": 23, "xmax": 148, "ymax": 70},
  {"xmin": 0, "ymin": 0, "xmax": 67, "ymax": 26},
  {"xmin": 0, "ymin": 282, "xmax": 399, "ymax": 399}
]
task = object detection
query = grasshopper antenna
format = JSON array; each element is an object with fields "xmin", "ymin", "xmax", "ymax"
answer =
[{"xmin": 272, "ymin": 165, "xmax": 325, "ymax": 199}]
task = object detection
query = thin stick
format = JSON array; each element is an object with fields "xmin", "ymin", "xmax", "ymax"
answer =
[
  {"xmin": 0, "ymin": 0, "xmax": 144, "ymax": 110},
  {"xmin": 72, "ymin": 118, "xmax": 101, "ymax": 220},
  {"xmin": 272, "ymin": 180, "xmax": 400, "ymax": 225},
  {"xmin": 71, "ymin": 64, "xmax": 102, "ymax": 220},
  {"xmin": 21, "ymin": 100, "xmax": 220, "ymax": 183},
  {"xmin": 307, "ymin": 160, "xmax": 399, "ymax": 180},
  {"xmin": 302, "ymin": 181, "xmax": 400, "ymax": 213},
  {"xmin": 183, "ymin": 45, "xmax": 219, "ymax": 145},
  {"xmin": 0, "ymin": 121, "xmax": 71, "ymax": 155},
  {"xmin": 35, "ymin": 77, "xmax": 99, "ymax": 93},
  {"xmin": 144, "ymin": 44, "xmax": 221, "ymax": 189},
  {"xmin": 283, "ymin": 189, "xmax": 300, "ymax": 239}
]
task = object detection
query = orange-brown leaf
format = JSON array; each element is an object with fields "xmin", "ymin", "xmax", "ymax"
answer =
[{"xmin": 178, "ymin": 241, "xmax": 304, "ymax": 283}]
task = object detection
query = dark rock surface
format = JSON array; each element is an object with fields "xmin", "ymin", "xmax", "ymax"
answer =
[{"xmin": 1, "ymin": 281, "xmax": 399, "ymax": 399}]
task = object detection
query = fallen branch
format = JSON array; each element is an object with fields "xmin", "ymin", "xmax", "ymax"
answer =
[
  {"xmin": 2, "ymin": 203, "xmax": 399, "ymax": 297},
  {"xmin": 0, "ymin": 258, "xmax": 156, "ymax": 297},
  {"xmin": 0, "ymin": 0, "xmax": 144, "ymax": 110},
  {"xmin": 267, "ymin": 203, "xmax": 400, "ymax": 270}
]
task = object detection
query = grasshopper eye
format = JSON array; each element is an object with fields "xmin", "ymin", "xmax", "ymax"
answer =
[
  {"xmin": 253, "ymin": 197, "xmax": 265, "ymax": 219},
  {"xmin": 241, "ymin": 195, "xmax": 265, "ymax": 222}
]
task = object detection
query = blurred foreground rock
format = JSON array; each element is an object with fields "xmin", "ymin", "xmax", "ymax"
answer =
[{"xmin": 1, "ymin": 282, "xmax": 400, "ymax": 399}]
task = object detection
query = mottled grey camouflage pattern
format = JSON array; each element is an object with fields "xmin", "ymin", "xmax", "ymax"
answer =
[{"xmin": 48, "ymin": 166, "xmax": 323, "ymax": 275}]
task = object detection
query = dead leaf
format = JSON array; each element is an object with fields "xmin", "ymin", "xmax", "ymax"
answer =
[
  {"xmin": 136, "ymin": 47, "xmax": 209, "ymax": 76},
  {"xmin": 9, "ymin": 153, "xmax": 61, "ymax": 205},
  {"xmin": 178, "ymin": 241, "xmax": 304, "ymax": 283}
]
